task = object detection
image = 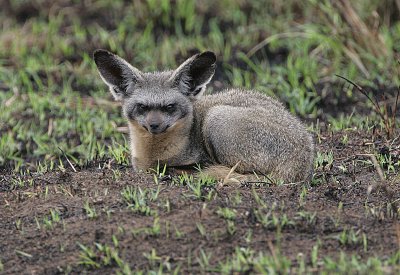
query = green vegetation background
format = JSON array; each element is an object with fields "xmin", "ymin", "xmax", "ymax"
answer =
[{"xmin": 1, "ymin": 0, "xmax": 399, "ymax": 170}]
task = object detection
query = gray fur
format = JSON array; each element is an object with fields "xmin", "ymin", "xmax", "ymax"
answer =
[{"xmin": 93, "ymin": 49, "xmax": 314, "ymax": 182}]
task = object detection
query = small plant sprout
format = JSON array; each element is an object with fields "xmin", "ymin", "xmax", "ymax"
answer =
[
  {"xmin": 121, "ymin": 186, "xmax": 158, "ymax": 216},
  {"xmin": 315, "ymin": 150, "xmax": 334, "ymax": 171},
  {"xmin": 341, "ymin": 134, "xmax": 349, "ymax": 145},
  {"xmin": 311, "ymin": 240, "xmax": 320, "ymax": 268},
  {"xmin": 83, "ymin": 201, "xmax": 97, "ymax": 219},
  {"xmin": 11, "ymin": 177, "xmax": 33, "ymax": 188},
  {"xmin": 196, "ymin": 222, "xmax": 207, "ymax": 237},
  {"xmin": 185, "ymin": 175, "xmax": 216, "ymax": 201},
  {"xmin": 172, "ymin": 172, "xmax": 194, "ymax": 186},
  {"xmin": 163, "ymin": 199, "xmax": 171, "ymax": 213},
  {"xmin": 150, "ymin": 217, "xmax": 161, "ymax": 236},
  {"xmin": 331, "ymin": 202, "xmax": 344, "ymax": 228},
  {"xmin": 150, "ymin": 161, "xmax": 168, "ymax": 184},
  {"xmin": 197, "ymin": 249, "xmax": 212, "ymax": 270},
  {"xmin": 131, "ymin": 217, "xmax": 161, "ymax": 237},
  {"xmin": 44, "ymin": 186, "xmax": 49, "ymax": 200},
  {"xmin": 108, "ymin": 140, "xmax": 130, "ymax": 165},
  {"xmin": 112, "ymin": 169, "xmax": 122, "ymax": 180},
  {"xmin": 174, "ymin": 224, "xmax": 185, "ymax": 239},
  {"xmin": 299, "ymin": 185, "xmax": 308, "ymax": 208},
  {"xmin": 363, "ymin": 233, "xmax": 368, "ymax": 252},
  {"xmin": 78, "ymin": 240, "xmax": 131, "ymax": 273},
  {"xmin": 143, "ymin": 249, "xmax": 162, "ymax": 267},
  {"xmin": 252, "ymin": 187, "xmax": 267, "ymax": 208},
  {"xmin": 35, "ymin": 217, "xmax": 41, "ymax": 230},
  {"xmin": 254, "ymin": 208, "xmax": 294, "ymax": 230},
  {"xmin": 297, "ymin": 253, "xmax": 306, "ymax": 273},
  {"xmin": 226, "ymin": 220, "xmax": 236, "ymax": 235},
  {"xmin": 245, "ymin": 229, "xmax": 253, "ymax": 243},
  {"xmin": 112, "ymin": 235, "xmax": 119, "ymax": 248},
  {"xmin": 376, "ymin": 152, "xmax": 397, "ymax": 176},
  {"xmin": 232, "ymin": 191, "xmax": 242, "ymax": 206},
  {"xmin": 336, "ymin": 227, "xmax": 363, "ymax": 247},
  {"xmin": 15, "ymin": 219, "xmax": 22, "ymax": 231},
  {"xmin": 337, "ymin": 164, "xmax": 348, "ymax": 173},
  {"xmin": 42, "ymin": 209, "xmax": 61, "ymax": 230},
  {"xmin": 78, "ymin": 244, "xmax": 100, "ymax": 268},
  {"xmin": 297, "ymin": 211, "xmax": 317, "ymax": 226},
  {"xmin": 216, "ymin": 207, "xmax": 237, "ymax": 220},
  {"xmin": 165, "ymin": 221, "xmax": 170, "ymax": 239}
]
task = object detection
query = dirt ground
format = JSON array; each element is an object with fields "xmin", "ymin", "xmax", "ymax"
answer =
[{"xmin": 1, "ymin": 129, "xmax": 400, "ymax": 273}]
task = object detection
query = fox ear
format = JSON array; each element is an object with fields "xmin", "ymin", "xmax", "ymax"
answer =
[
  {"xmin": 93, "ymin": 49, "xmax": 142, "ymax": 101},
  {"xmin": 171, "ymin": 51, "xmax": 216, "ymax": 97}
]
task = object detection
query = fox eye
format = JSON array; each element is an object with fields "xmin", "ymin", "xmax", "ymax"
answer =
[
  {"xmin": 165, "ymin": 104, "xmax": 176, "ymax": 113},
  {"xmin": 136, "ymin": 103, "xmax": 148, "ymax": 113}
]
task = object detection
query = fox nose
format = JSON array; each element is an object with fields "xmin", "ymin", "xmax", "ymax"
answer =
[
  {"xmin": 149, "ymin": 123, "xmax": 159, "ymax": 130},
  {"xmin": 145, "ymin": 111, "xmax": 167, "ymax": 134}
]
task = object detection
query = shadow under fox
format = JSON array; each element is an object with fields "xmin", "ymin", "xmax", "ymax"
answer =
[{"xmin": 94, "ymin": 50, "xmax": 314, "ymax": 182}]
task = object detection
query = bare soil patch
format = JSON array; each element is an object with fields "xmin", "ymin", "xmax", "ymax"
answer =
[{"xmin": 1, "ymin": 130, "xmax": 399, "ymax": 273}]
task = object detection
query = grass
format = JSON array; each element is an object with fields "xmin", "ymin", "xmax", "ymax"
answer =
[
  {"xmin": 121, "ymin": 186, "xmax": 159, "ymax": 216},
  {"xmin": 39, "ymin": 209, "xmax": 62, "ymax": 230},
  {"xmin": 1, "ymin": 0, "xmax": 400, "ymax": 273},
  {"xmin": 78, "ymin": 240, "xmax": 132, "ymax": 274},
  {"xmin": 83, "ymin": 200, "xmax": 98, "ymax": 219},
  {"xmin": 1, "ymin": 0, "xmax": 400, "ymax": 171}
]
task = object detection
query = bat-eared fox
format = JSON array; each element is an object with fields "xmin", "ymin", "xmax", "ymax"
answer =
[{"xmin": 94, "ymin": 50, "xmax": 314, "ymax": 183}]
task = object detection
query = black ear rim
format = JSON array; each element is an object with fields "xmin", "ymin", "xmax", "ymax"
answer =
[
  {"xmin": 93, "ymin": 49, "xmax": 135, "ymax": 99},
  {"xmin": 197, "ymin": 51, "xmax": 217, "ymax": 64},
  {"xmin": 189, "ymin": 51, "xmax": 217, "ymax": 77},
  {"xmin": 93, "ymin": 49, "xmax": 115, "ymax": 65}
]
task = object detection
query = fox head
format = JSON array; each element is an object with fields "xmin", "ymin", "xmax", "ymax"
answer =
[{"xmin": 93, "ymin": 50, "xmax": 216, "ymax": 135}]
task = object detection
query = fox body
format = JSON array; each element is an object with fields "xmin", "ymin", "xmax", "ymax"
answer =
[{"xmin": 94, "ymin": 50, "xmax": 314, "ymax": 182}]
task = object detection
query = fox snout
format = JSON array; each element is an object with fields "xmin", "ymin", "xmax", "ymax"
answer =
[{"xmin": 142, "ymin": 111, "xmax": 169, "ymax": 134}]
